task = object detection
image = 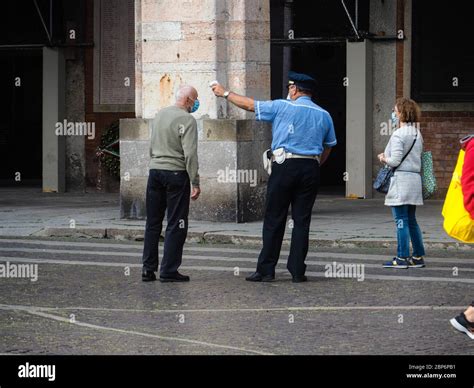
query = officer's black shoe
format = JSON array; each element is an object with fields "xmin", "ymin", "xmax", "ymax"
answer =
[
  {"xmin": 245, "ymin": 272, "xmax": 275, "ymax": 282},
  {"xmin": 142, "ymin": 270, "xmax": 157, "ymax": 282},
  {"xmin": 159, "ymin": 272, "xmax": 190, "ymax": 283},
  {"xmin": 292, "ymin": 275, "xmax": 308, "ymax": 283}
]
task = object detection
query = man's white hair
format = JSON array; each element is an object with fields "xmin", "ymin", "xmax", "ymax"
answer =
[{"xmin": 175, "ymin": 85, "xmax": 197, "ymax": 102}]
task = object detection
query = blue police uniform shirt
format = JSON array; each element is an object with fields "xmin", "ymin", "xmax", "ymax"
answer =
[{"xmin": 254, "ymin": 96, "xmax": 337, "ymax": 155}]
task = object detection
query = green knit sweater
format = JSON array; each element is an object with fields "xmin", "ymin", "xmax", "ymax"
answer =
[{"xmin": 149, "ymin": 106, "xmax": 200, "ymax": 187}]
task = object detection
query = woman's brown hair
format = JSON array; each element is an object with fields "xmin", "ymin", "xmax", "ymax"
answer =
[{"xmin": 395, "ymin": 97, "xmax": 421, "ymax": 124}]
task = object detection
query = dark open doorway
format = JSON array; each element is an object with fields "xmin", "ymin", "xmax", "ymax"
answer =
[
  {"xmin": 0, "ymin": 0, "xmax": 57, "ymax": 187},
  {"xmin": 270, "ymin": 0, "xmax": 369, "ymax": 195},
  {"xmin": 0, "ymin": 51, "xmax": 43, "ymax": 186},
  {"xmin": 291, "ymin": 44, "xmax": 346, "ymax": 194},
  {"xmin": 0, "ymin": 0, "xmax": 78, "ymax": 188}
]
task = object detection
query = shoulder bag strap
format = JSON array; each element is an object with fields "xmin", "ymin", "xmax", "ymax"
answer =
[{"xmin": 394, "ymin": 130, "xmax": 418, "ymax": 171}]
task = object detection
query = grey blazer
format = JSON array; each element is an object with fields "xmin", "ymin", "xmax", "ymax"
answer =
[{"xmin": 383, "ymin": 125, "xmax": 424, "ymax": 206}]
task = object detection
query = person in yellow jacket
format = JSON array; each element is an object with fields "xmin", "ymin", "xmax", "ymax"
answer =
[{"xmin": 448, "ymin": 135, "xmax": 474, "ymax": 339}]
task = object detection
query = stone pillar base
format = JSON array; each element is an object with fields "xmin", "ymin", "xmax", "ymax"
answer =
[
  {"xmin": 191, "ymin": 119, "xmax": 271, "ymax": 222},
  {"xmin": 120, "ymin": 118, "xmax": 151, "ymax": 219},
  {"xmin": 120, "ymin": 118, "xmax": 272, "ymax": 223}
]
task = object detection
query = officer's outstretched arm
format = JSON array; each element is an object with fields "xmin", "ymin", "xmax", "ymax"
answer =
[
  {"xmin": 227, "ymin": 92, "xmax": 255, "ymax": 112},
  {"xmin": 211, "ymin": 83, "xmax": 255, "ymax": 112}
]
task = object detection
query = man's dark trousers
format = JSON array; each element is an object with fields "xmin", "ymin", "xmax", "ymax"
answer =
[
  {"xmin": 142, "ymin": 169, "xmax": 190, "ymax": 276},
  {"xmin": 257, "ymin": 159, "xmax": 320, "ymax": 277}
]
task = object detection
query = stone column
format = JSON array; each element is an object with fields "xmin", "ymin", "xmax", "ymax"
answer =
[
  {"xmin": 346, "ymin": 40, "xmax": 373, "ymax": 199},
  {"xmin": 134, "ymin": 0, "xmax": 270, "ymax": 119},
  {"xmin": 42, "ymin": 47, "xmax": 66, "ymax": 193},
  {"xmin": 121, "ymin": 0, "xmax": 272, "ymax": 222},
  {"xmin": 370, "ymin": 0, "xmax": 397, "ymax": 197}
]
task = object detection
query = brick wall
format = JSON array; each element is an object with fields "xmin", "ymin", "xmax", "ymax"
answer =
[
  {"xmin": 395, "ymin": 1, "xmax": 474, "ymax": 199},
  {"xmin": 395, "ymin": 0, "xmax": 404, "ymax": 99},
  {"xmin": 420, "ymin": 111, "xmax": 474, "ymax": 198}
]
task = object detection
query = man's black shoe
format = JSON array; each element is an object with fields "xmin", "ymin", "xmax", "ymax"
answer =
[
  {"xmin": 292, "ymin": 275, "xmax": 308, "ymax": 283},
  {"xmin": 159, "ymin": 272, "xmax": 190, "ymax": 283},
  {"xmin": 142, "ymin": 270, "xmax": 157, "ymax": 282},
  {"xmin": 245, "ymin": 272, "xmax": 275, "ymax": 282}
]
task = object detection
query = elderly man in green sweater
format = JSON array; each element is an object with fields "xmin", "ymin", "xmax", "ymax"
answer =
[{"xmin": 142, "ymin": 85, "xmax": 201, "ymax": 283}]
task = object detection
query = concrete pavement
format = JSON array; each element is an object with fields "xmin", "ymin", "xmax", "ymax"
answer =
[
  {"xmin": 0, "ymin": 238, "xmax": 473, "ymax": 355},
  {"xmin": 0, "ymin": 187, "xmax": 470, "ymax": 250}
]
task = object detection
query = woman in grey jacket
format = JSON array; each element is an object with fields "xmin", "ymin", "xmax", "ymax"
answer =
[{"xmin": 378, "ymin": 98, "xmax": 426, "ymax": 269}]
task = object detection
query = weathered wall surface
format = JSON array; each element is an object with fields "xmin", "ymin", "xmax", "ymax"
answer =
[
  {"xmin": 369, "ymin": 0, "xmax": 397, "ymax": 199},
  {"xmin": 193, "ymin": 119, "xmax": 271, "ymax": 222},
  {"xmin": 65, "ymin": 51, "xmax": 86, "ymax": 192},
  {"xmin": 120, "ymin": 118, "xmax": 150, "ymax": 218},
  {"xmin": 122, "ymin": 0, "xmax": 272, "ymax": 221},
  {"xmin": 135, "ymin": 0, "xmax": 270, "ymax": 120}
]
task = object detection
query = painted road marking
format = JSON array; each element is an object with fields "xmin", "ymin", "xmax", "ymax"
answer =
[
  {"xmin": 0, "ymin": 238, "xmax": 472, "ymax": 264},
  {"xmin": 0, "ymin": 244, "xmax": 472, "ymax": 266},
  {"xmin": 0, "ymin": 304, "xmax": 273, "ymax": 356},
  {"xmin": 0, "ymin": 256, "xmax": 473, "ymax": 284}
]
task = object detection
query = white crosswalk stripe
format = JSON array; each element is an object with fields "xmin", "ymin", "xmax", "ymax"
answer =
[
  {"xmin": 0, "ymin": 238, "xmax": 473, "ymax": 284},
  {"xmin": 2, "ymin": 257, "xmax": 473, "ymax": 284},
  {"xmin": 0, "ymin": 238, "xmax": 472, "ymax": 263},
  {"xmin": 0, "ymin": 247, "xmax": 472, "ymax": 273}
]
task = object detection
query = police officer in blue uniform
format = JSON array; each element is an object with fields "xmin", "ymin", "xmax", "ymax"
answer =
[{"xmin": 211, "ymin": 71, "xmax": 337, "ymax": 282}]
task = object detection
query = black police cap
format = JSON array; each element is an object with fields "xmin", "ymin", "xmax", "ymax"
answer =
[{"xmin": 288, "ymin": 71, "xmax": 316, "ymax": 90}]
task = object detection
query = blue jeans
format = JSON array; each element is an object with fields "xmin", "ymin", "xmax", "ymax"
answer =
[{"xmin": 391, "ymin": 205, "xmax": 426, "ymax": 259}]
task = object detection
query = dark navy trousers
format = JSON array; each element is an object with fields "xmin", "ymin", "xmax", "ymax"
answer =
[
  {"xmin": 256, "ymin": 159, "xmax": 320, "ymax": 277},
  {"xmin": 142, "ymin": 169, "xmax": 190, "ymax": 276}
]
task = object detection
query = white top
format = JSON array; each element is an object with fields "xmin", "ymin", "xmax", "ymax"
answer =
[{"xmin": 384, "ymin": 125, "xmax": 424, "ymax": 207}]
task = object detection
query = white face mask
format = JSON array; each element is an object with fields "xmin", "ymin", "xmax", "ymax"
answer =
[{"xmin": 286, "ymin": 93, "xmax": 291, "ymax": 100}]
